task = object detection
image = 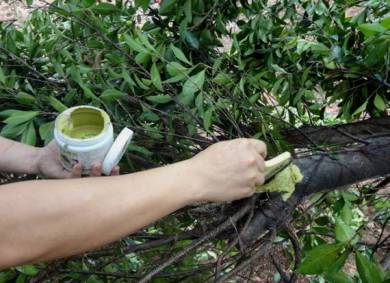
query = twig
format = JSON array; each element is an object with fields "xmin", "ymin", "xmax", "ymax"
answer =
[{"xmin": 138, "ymin": 197, "xmax": 255, "ymax": 282}]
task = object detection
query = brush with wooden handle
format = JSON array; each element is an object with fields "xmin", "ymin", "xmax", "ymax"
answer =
[{"xmin": 264, "ymin": 152, "xmax": 292, "ymax": 183}]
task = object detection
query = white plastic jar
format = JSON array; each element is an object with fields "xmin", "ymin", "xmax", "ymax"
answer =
[{"xmin": 54, "ymin": 105, "xmax": 132, "ymax": 175}]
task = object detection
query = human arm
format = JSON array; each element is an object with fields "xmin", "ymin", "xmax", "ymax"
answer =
[
  {"xmin": 0, "ymin": 137, "xmax": 119, "ymax": 178},
  {"xmin": 0, "ymin": 138, "xmax": 266, "ymax": 269}
]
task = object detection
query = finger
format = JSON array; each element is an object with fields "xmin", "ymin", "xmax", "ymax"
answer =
[
  {"xmin": 110, "ymin": 166, "xmax": 120, "ymax": 176},
  {"xmin": 250, "ymin": 149, "xmax": 265, "ymax": 173},
  {"xmin": 250, "ymin": 139, "xmax": 267, "ymax": 158},
  {"xmin": 255, "ymin": 174, "xmax": 265, "ymax": 186},
  {"xmin": 90, "ymin": 162, "xmax": 102, "ymax": 176},
  {"xmin": 71, "ymin": 163, "xmax": 83, "ymax": 178}
]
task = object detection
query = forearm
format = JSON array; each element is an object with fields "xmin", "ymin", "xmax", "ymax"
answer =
[
  {"xmin": 0, "ymin": 160, "xmax": 197, "ymax": 269},
  {"xmin": 0, "ymin": 137, "xmax": 40, "ymax": 175}
]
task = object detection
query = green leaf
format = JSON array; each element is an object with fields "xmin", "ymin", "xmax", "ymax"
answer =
[
  {"xmin": 374, "ymin": 94, "xmax": 386, "ymax": 111},
  {"xmin": 326, "ymin": 271, "xmax": 354, "ymax": 283},
  {"xmin": 15, "ymin": 265, "xmax": 39, "ymax": 276},
  {"xmin": 213, "ymin": 73, "xmax": 232, "ymax": 85},
  {"xmin": 297, "ymin": 243, "xmax": 344, "ymax": 275},
  {"xmin": 327, "ymin": 250, "xmax": 350, "ymax": 274},
  {"xmin": 81, "ymin": 85, "xmax": 97, "ymax": 100},
  {"xmin": 135, "ymin": 0, "xmax": 149, "ymax": 11},
  {"xmin": 341, "ymin": 201, "xmax": 352, "ymax": 225},
  {"xmin": 182, "ymin": 70, "xmax": 205, "ymax": 95},
  {"xmin": 101, "ymin": 89, "xmax": 126, "ymax": 102},
  {"xmin": 184, "ymin": 0, "xmax": 192, "ymax": 23},
  {"xmin": 128, "ymin": 144, "xmax": 153, "ymax": 156},
  {"xmin": 15, "ymin": 92, "xmax": 36, "ymax": 105},
  {"xmin": 0, "ymin": 67, "xmax": 5, "ymax": 84},
  {"xmin": 125, "ymin": 35, "xmax": 146, "ymax": 53},
  {"xmin": 179, "ymin": 70, "xmax": 205, "ymax": 105},
  {"xmin": 0, "ymin": 123, "xmax": 28, "ymax": 139},
  {"xmin": 91, "ymin": 3, "xmax": 119, "ymax": 15},
  {"xmin": 3, "ymin": 111, "xmax": 39, "ymax": 126},
  {"xmin": 203, "ymin": 108, "xmax": 213, "ymax": 130},
  {"xmin": 146, "ymin": 95, "xmax": 172, "ymax": 104},
  {"xmin": 21, "ymin": 122, "xmax": 36, "ymax": 146},
  {"xmin": 122, "ymin": 69, "xmax": 136, "ymax": 86},
  {"xmin": 39, "ymin": 121, "xmax": 54, "ymax": 144},
  {"xmin": 358, "ymin": 23, "xmax": 387, "ymax": 38},
  {"xmin": 135, "ymin": 52, "xmax": 151, "ymax": 65},
  {"xmin": 166, "ymin": 62, "xmax": 187, "ymax": 77},
  {"xmin": 159, "ymin": 0, "xmax": 177, "ymax": 15},
  {"xmin": 151, "ymin": 63, "xmax": 163, "ymax": 91},
  {"xmin": 355, "ymin": 251, "xmax": 385, "ymax": 283},
  {"xmin": 380, "ymin": 17, "xmax": 390, "ymax": 29},
  {"xmin": 185, "ymin": 31, "xmax": 200, "ymax": 49},
  {"xmin": 170, "ymin": 44, "xmax": 192, "ymax": 65},
  {"xmin": 138, "ymin": 32, "xmax": 156, "ymax": 52},
  {"xmin": 26, "ymin": 0, "xmax": 33, "ymax": 6},
  {"xmin": 352, "ymin": 100, "xmax": 368, "ymax": 116},
  {"xmin": 49, "ymin": 96, "xmax": 68, "ymax": 113},
  {"xmin": 335, "ymin": 218, "xmax": 355, "ymax": 244}
]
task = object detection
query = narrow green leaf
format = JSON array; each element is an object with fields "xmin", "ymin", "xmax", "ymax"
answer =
[
  {"xmin": 0, "ymin": 123, "xmax": 28, "ymax": 139},
  {"xmin": 15, "ymin": 265, "xmax": 39, "ymax": 276},
  {"xmin": 122, "ymin": 69, "xmax": 136, "ymax": 86},
  {"xmin": 138, "ymin": 32, "xmax": 156, "ymax": 52},
  {"xmin": 124, "ymin": 35, "xmax": 146, "ymax": 53},
  {"xmin": 213, "ymin": 73, "xmax": 232, "ymax": 85},
  {"xmin": 326, "ymin": 271, "xmax": 353, "ymax": 283},
  {"xmin": 184, "ymin": 0, "xmax": 192, "ymax": 23},
  {"xmin": 159, "ymin": 0, "xmax": 177, "ymax": 15},
  {"xmin": 327, "ymin": 250, "xmax": 350, "ymax": 274},
  {"xmin": 355, "ymin": 251, "xmax": 385, "ymax": 283},
  {"xmin": 135, "ymin": 52, "xmax": 151, "ymax": 65},
  {"xmin": 341, "ymin": 201, "xmax": 353, "ymax": 225},
  {"xmin": 146, "ymin": 95, "xmax": 172, "ymax": 104},
  {"xmin": 39, "ymin": 121, "xmax": 54, "ymax": 145},
  {"xmin": 203, "ymin": 108, "xmax": 213, "ymax": 130},
  {"xmin": 49, "ymin": 96, "xmax": 68, "ymax": 113},
  {"xmin": 352, "ymin": 100, "xmax": 368, "ymax": 116},
  {"xmin": 151, "ymin": 63, "xmax": 163, "ymax": 91},
  {"xmin": 380, "ymin": 17, "xmax": 390, "ymax": 29},
  {"xmin": 135, "ymin": 0, "xmax": 149, "ymax": 11},
  {"xmin": 170, "ymin": 44, "xmax": 192, "ymax": 65},
  {"xmin": 15, "ymin": 92, "xmax": 36, "ymax": 105},
  {"xmin": 3, "ymin": 111, "xmax": 39, "ymax": 126},
  {"xmin": 128, "ymin": 144, "xmax": 153, "ymax": 156},
  {"xmin": 185, "ymin": 31, "xmax": 200, "ymax": 49},
  {"xmin": 81, "ymin": 85, "xmax": 97, "ymax": 100},
  {"xmin": 166, "ymin": 62, "xmax": 187, "ymax": 77},
  {"xmin": 182, "ymin": 70, "xmax": 205, "ymax": 96},
  {"xmin": 374, "ymin": 94, "xmax": 386, "ymax": 111},
  {"xmin": 0, "ymin": 67, "xmax": 5, "ymax": 84},
  {"xmin": 21, "ymin": 122, "xmax": 36, "ymax": 146},
  {"xmin": 91, "ymin": 3, "xmax": 119, "ymax": 15},
  {"xmin": 101, "ymin": 89, "xmax": 126, "ymax": 102},
  {"xmin": 358, "ymin": 23, "xmax": 387, "ymax": 38},
  {"xmin": 335, "ymin": 218, "xmax": 355, "ymax": 243},
  {"xmin": 297, "ymin": 243, "xmax": 344, "ymax": 275}
]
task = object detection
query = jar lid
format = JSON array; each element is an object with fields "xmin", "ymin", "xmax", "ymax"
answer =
[{"xmin": 102, "ymin": 127, "xmax": 134, "ymax": 175}]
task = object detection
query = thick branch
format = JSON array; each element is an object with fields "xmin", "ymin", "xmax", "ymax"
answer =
[
  {"xmin": 282, "ymin": 117, "xmax": 390, "ymax": 147},
  {"xmin": 242, "ymin": 135, "xmax": 390, "ymax": 243}
]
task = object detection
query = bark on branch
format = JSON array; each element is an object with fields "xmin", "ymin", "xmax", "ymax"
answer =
[{"xmin": 242, "ymin": 133, "xmax": 390, "ymax": 243}]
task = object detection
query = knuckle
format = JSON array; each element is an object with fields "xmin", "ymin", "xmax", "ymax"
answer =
[
  {"xmin": 246, "ymin": 156, "xmax": 257, "ymax": 166},
  {"xmin": 257, "ymin": 175, "xmax": 265, "ymax": 185},
  {"xmin": 259, "ymin": 159, "xmax": 265, "ymax": 172},
  {"xmin": 243, "ymin": 187, "xmax": 255, "ymax": 197}
]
